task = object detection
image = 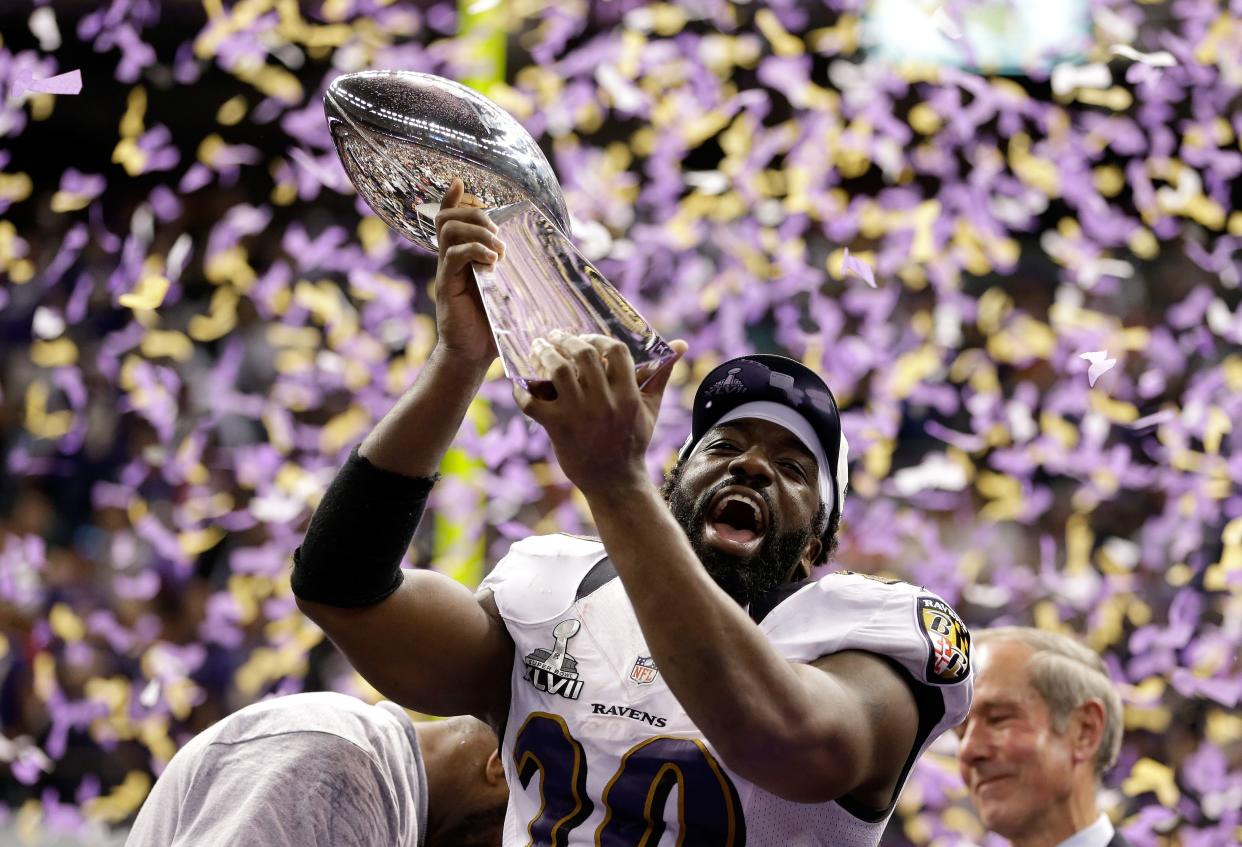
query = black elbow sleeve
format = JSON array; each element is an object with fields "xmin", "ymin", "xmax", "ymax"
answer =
[{"xmin": 291, "ymin": 446, "xmax": 438, "ymax": 607}]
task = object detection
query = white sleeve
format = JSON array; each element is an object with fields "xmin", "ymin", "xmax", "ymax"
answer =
[
  {"xmin": 759, "ymin": 572, "xmax": 973, "ymax": 728},
  {"xmin": 478, "ymin": 534, "xmax": 607, "ymax": 625}
]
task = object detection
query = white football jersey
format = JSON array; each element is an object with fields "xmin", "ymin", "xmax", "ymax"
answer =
[{"xmin": 479, "ymin": 534, "xmax": 973, "ymax": 847}]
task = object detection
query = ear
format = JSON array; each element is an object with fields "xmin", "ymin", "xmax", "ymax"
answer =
[
  {"xmin": 790, "ymin": 536, "xmax": 822, "ymax": 581},
  {"xmin": 1069, "ymin": 698, "xmax": 1106, "ymax": 769},
  {"xmin": 484, "ymin": 748, "xmax": 505, "ymax": 785}
]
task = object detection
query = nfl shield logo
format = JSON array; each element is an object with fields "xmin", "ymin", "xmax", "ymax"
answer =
[{"xmin": 630, "ymin": 656, "xmax": 658, "ymax": 685}]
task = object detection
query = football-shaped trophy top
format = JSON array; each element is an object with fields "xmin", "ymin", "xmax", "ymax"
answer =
[{"xmin": 325, "ymin": 70, "xmax": 571, "ymax": 251}]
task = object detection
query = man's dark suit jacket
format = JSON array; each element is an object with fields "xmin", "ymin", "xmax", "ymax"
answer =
[{"xmin": 1108, "ymin": 831, "xmax": 1132, "ymax": 847}]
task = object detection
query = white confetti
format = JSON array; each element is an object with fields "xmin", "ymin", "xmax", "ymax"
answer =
[
  {"xmin": 1050, "ymin": 62, "xmax": 1111, "ymax": 97},
  {"xmin": 131, "ymin": 204, "xmax": 155, "ymax": 247},
  {"xmin": 1078, "ymin": 257, "xmax": 1135, "ymax": 288},
  {"xmin": 1206, "ymin": 298, "xmax": 1242, "ymax": 341},
  {"xmin": 29, "ymin": 7, "xmax": 61, "ymax": 52},
  {"xmin": 139, "ymin": 678, "xmax": 161, "ymax": 708},
  {"xmin": 684, "ymin": 170, "xmax": 729, "ymax": 196},
  {"xmin": 249, "ymin": 494, "xmax": 306, "ymax": 523},
  {"xmin": 595, "ymin": 64, "xmax": 646, "ymax": 114},
  {"xmin": 167, "ymin": 233, "xmax": 193, "ymax": 282},
  {"xmin": 32, "ymin": 306, "xmax": 65, "ymax": 340},
  {"xmin": 1094, "ymin": 9, "xmax": 1137, "ymax": 44},
  {"xmin": 1079, "ymin": 350, "xmax": 1118, "ymax": 387},
  {"xmin": 269, "ymin": 41, "xmax": 305, "ymax": 71},
  {"xmin": 1130, "ymin": 409, "xmax": 1176, "ymax": 430},
  {"xmin": 963, "ymin": 583, "xmax": 1012, "ymax": 608},
  {"xmin": 0, "ymin": 735, "xmax": 53, "ymax": 772},
  {"xmin": 571, "ymin": 217, "xmax": 613, "ymax": 261},
  {"xmin": 1110, "ymin": 45, "xmax": 1176, "ymax": 67},
  {"xmin": 892, "ymin": 453, "xmax": 969, "ymax": 496},
  {"xmin": 1155, "ymin": 167, "xmax": 1203, "ymax": 213},
  {"xmin": 1102, "ymin": 537, "xmax": 1141, "ymax": 570}
]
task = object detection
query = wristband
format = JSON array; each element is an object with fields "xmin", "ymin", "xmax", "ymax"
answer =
[{"xmin": 292, "ymin": 446, "xmax": 438, "ymax": 606}]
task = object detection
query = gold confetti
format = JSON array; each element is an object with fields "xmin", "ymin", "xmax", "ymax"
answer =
[
  {"xmin": 86, "ymin": 771, "xmax": 152, "ymax": 824},
  {"xmin": 50, "ymin": 190, "xmax": 92, "ymax": 213},
  {"xmin": 178, "ymin": 526, "xmax": 225, "ymax": 556},
  {"xmin": 188, "ymin": 287, "xmax": 240, "ymax": 341},
  {"xmin": 140, "ymin": 329, "xmax": 194, "ymax": 361},
  {"xmin": 112, "ymin": 86, "xmax": 149, "ymax": 176},
  {"xmin": 216, "ymin": 94, "xmax": 248, "ymax": 125},
  {"xmin": 1206, "ymin": 709, "xmax": 1242, "ymax": 746},
  {"xmin": 0, "ymin": 171, "xmax": 32, "ymax": 203},
  {"xmin": 30, "ymin": 338, "xmax": 78, "ymax": 368},
  {"xmin": 888, "ymin": 345, "xmax": 941, "ymax": 399},
  {"xmin": 978, "ymin": 471, "xmax": 1024, "ymax": 521},
  {"xmin": 1122, "ymin": 758, "xmax": 1180, "ymax": 807},
  {"xmin": 118, "ymin": 274, "xmax": 171, "ymax": 311},
  {"xmin": 755, "ymin": 9, "xmax": 804, "ymax": 57},
  {"xmin": 205, "ymin": 245, "xmax": 257, "ymax": 290},
  {"xmin": 319, "ymin": 405, "xmax": 372, "ymax": 454},
  {"xmin": 1125, "ymin": 705, "xmax": 1173, "ymax": 732},
  {"xmin": 24, "ymin": 381, "xmax": 73, "ymax": 440},
  {"xmin": 49, "ymin": 603, "xmax": 86, "ymax": 642}
]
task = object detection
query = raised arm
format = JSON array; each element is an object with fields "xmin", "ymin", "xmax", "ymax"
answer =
[
  {"xmin": 516, "ymin": 334, "xmax": 920, "ymax": 805},
  {"xmin": 585, "ymin": 481, "xmax": 918, "ymax": 805},
  {"xmin": 294, "ymin": 181, "xmax": 515, "ymax": 725},
  {"xmin": 355, "ymin": 180, "xmax": 501, "ymax": 477}
]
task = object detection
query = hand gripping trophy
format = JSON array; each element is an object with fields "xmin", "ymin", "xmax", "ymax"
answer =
[{"xmin": 324, "ymin": 71, "xmax": 675, "ymax": 397}]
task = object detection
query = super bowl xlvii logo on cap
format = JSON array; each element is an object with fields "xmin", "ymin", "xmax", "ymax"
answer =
[
  {"xmin": 704, "ymin": 367, "xmax": 747, "ymax": 395},
  {"xmin": 523, "ymin": 619, "xmax": 585, "ymax": 700},
  {"xmin": 629, "ymin": 655, "xmax": 658, "ymax": 685}
]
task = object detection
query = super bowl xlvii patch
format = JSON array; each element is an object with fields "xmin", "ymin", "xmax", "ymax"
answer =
[
  {"xmin": 523, "ymin": 619, "xmax": 585, "ymax": 700},
  {"xmin": 629, "ymin": 655, "xmax": 658, "ymax": 685},
  {"xmin": 704, "ymin": 367, "xmax": 747, "ymax": 395},
  {"xmin": 916, "ymin": 597, "xmax": 971, "ymax": 684}
]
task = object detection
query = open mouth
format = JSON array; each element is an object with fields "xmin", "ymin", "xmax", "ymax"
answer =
[{"xmin": 704, "ymin": 487, "xmax": 769, "ymax": 552}]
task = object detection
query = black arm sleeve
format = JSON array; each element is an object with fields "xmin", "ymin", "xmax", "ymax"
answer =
[{"xmin": 291, "ymin": 446, "xmax": 438, "ymax": 607}]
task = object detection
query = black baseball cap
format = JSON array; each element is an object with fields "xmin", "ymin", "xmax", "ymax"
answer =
[{"xmin": 679, "ymin": 354, "xmax": 849, "ymax": 527}]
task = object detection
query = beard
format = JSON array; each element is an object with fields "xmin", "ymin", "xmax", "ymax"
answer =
[{"xmin": 666, "ymin": 474, "xmax": 816, "ymax": 606}]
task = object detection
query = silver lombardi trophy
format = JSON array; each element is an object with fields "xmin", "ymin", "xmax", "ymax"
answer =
[{"xmin": 324, "ymin": 71, "xmax": 675, "ymax": 396}]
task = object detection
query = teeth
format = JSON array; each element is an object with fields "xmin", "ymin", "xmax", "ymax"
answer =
[{"xmin": 716, "ymin": 493, "xmax": 763, "ymax": 527}]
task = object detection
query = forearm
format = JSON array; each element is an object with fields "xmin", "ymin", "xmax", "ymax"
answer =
[
  {"xmin": 360, "ymin": 343, "xmax": 491, "ymax": 476},
  {"xmin": 586, "ymin": 483, "xmax": 816, "ymax": 760},
  {"xmin": 293, "ymin": 345, "xmax": 489, "ymax": 606},
  {"xmin": 296, "ymin": 575, "xmax": 514, "ymax": 723}
]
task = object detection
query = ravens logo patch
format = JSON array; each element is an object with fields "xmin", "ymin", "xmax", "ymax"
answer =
[{"xmin": 916, "ymin": 596, "xmax": 971, "ymax": 684}]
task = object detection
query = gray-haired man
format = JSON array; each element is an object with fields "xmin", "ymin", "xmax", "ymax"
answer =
[{"xmin": 957, "ymin": 627, "xmax": 1130, "ymax": 847}]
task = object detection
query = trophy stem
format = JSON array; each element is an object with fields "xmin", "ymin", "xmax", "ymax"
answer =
[{"xmin": 469, "ymin": 201, "xmax": 674, "ymax": 392}]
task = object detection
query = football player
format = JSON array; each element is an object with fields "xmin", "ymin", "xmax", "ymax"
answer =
[{"xmin": 293, "ymin": 180, "xmax": 973, "ymax": 845}]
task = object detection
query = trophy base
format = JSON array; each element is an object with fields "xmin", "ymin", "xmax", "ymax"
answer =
[{"xmin": 515, "ymin": 348, "xmax": 678, "ymax": 402}]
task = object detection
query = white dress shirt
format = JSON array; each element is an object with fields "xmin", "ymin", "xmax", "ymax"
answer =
[{"xmin": 1056, "ymin": 814, "xmax": 1116, "ymax": 847}]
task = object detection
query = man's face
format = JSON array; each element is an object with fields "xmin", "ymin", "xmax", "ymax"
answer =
[
  {"xmin": 666, "ymin": 418, "xmax": 823, "ymax": 605},
  {"xmin": 957, "ymin": 641, "xmax": 1076, "ymax": 838}
]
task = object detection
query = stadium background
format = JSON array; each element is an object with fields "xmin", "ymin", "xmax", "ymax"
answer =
[{"xmin": 0, "ymin": 0, "xmax": 1239, "ymax": 844}]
